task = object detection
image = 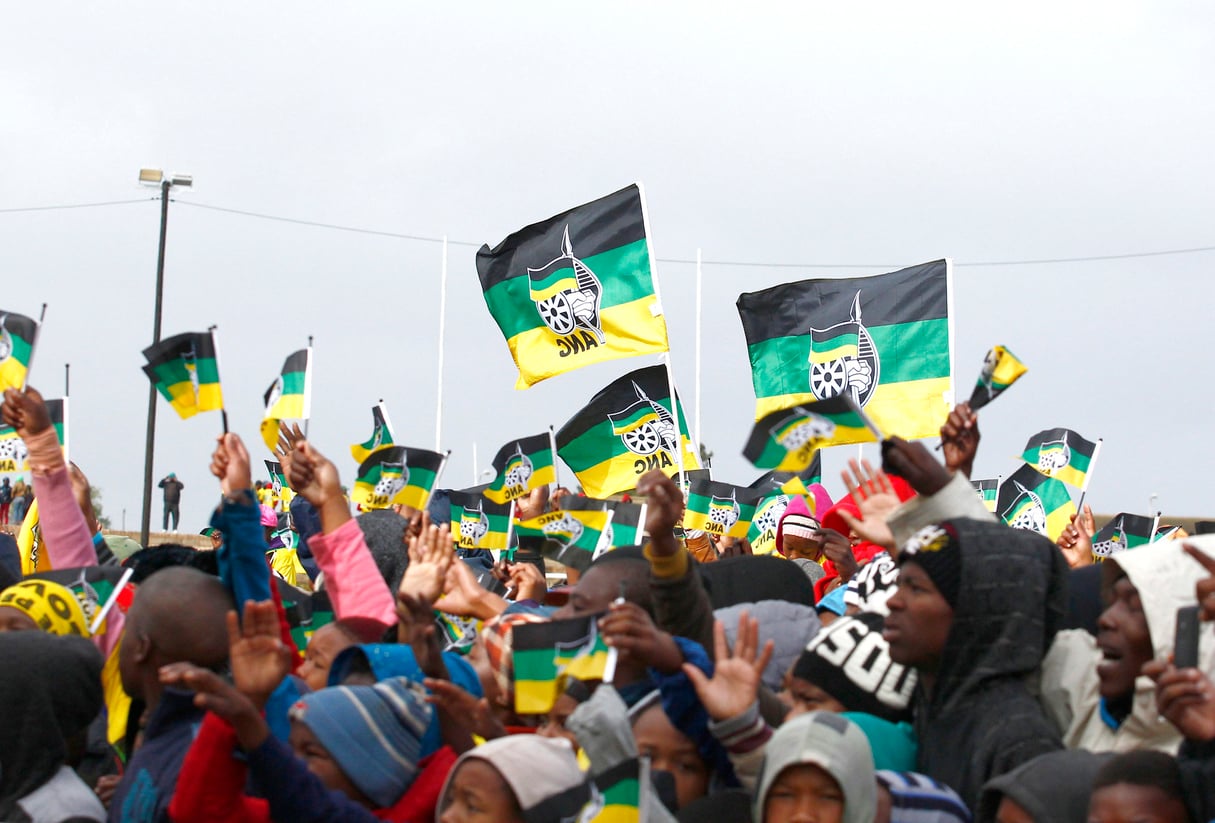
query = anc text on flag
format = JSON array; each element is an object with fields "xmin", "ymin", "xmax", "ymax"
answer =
[
  {"xmin": 516, "ymin": 509, "xmax": 612, "ymax": 572},
  {"xmin": 1091, "ymin": 513, "xmax": 1155, "ymax": 560},
  {"xmin": 736, "ymin": 260, "xmax": 951, "ymax": 441},
  {"xmin": 142, "ymin": 331, "xmax": 224, "ymax": 419},
  {"xmin": 476, "ymin": 185, "xmax": 668, "ymax": 389},
  {"xmin": 968, "ymin": 345, "xmax": 1027, "ymax": 410},
  {"xmin": 997, "ymin": 463, "xmax": 1076, "ymax": 542},
  {"xmin": 0, "ymin": 309, "xmax": 39, "ymax": 392},
  {"xmin": 556, "ymin": 365, "xmax": 699, "ymax": 499},
  {"xmin": 351, "ymin": 403, "xmax": 395, "ymax": 465},
  {"xmin": 352, "ymin": 446, "xmax": 445, "ymax": 511},
  {"xmin": 484, "ymin": 433, "xmax": 557, "ymax": 504},
  {"xmin": 448, "ymin": 487, "xmax": 512, "ymax": 551},
  {"xmin": 683, "ymin": 479, "xmax": 760, "ymax": 539},
  {"xmin": 1021, "ymin": 428, "xmax": 1097, "ymax": 489},
  {"xmin": 743, "ymin": 396, "xmax": 875, "ymax": 470},
  {"xmin": 512, "ymin": 614, "xmax": 611, "ymax": 714}
]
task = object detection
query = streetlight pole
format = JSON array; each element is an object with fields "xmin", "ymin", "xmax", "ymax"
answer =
[{"xmin": 138, "ymin": 170, "xmax": 190, "ymax": 547}]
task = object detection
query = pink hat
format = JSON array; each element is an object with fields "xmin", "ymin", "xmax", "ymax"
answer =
[
  {"xmin": 804, "ymin": 483, "xmax": 834, "ymax": 517},
  {"xmin": 776, "ymin": 495, "xmax": 822, "ymax": 557},
  {"xmin": 259, "ymin": 504, "xmax": 279, "ymax": 527}
]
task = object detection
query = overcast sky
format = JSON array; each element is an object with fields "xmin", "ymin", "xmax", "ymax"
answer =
[{"xmin": 3, "ymin": 1, "xmax": 1212, "ymax": 533}]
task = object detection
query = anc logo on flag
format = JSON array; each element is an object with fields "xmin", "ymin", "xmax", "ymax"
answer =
[
  {"xmin": 771, "ymin": 407, "xmax": 836, "ymax": 452},
  {"xmin": 376, "ymin": 461, "xmax": 408, "ymax": 500},
  {"xmin": 458, "ymin": 501, "xmax": 489, "ymax": 546},
  {"xmin": 747, "ymin": 492, "xmax": 790, "ymax": 555},
  {"xmin": 1091, "ymin": 513, "xmax": 1154, "ymax": 560},
  {"xmin": 1001, "ymin": 481, "xmax": 1047, "ymax": 535},
  {"xmin": 608, "ymin": 381, "xmax": 680, "ymax": 458},
  {"xmin": 808, "ymin": 293, "xmax": 880, "ymax": 407},
  {"xmin": 541, "ymin": 512, "xmax": 585, "ymax": 550},
  {"xmin": 504, "ymin": 444, "xmax": 533, "ymax": 488},
  {"xmin": 1036, "ymin": 438, "xmax": 1071, "ymax": 475},
  {"xmin": 708, "ymin": 493, "xmax": 741, "ymax": 531},
  {"xmin": 527, "ymin": 226, "xmax": 605, "ymax": 345},
  {"xmin": 1092, "ymin": 521, "xmax": 1127, "ymax": 559}
]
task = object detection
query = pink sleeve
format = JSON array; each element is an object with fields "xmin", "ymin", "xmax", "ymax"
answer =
[
  {"xmin": 307, "ymin": 517, "xmax": 396, "ymax": 630},
  {"xmin": 27, "ymin": 427, "xmax": 124, "ymax": 656}
]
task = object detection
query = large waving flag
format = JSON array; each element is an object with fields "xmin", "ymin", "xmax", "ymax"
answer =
[
  {"xmin": 556, "ymin": 365, "xmax": 699, "ymax": 499},
  {"xmin": 448, "ymin": 487, "xmax": 512, "ymax": 551},
  {"xmin": 968, "ymin": 345, "xmax": 1027, "ymax": 410},
  {"xmin": 683, "ymin": 479, "xmax": 761, "ymax": 539},
  {"xmin": 142, "ymin": 331, "xmax": 224, "ymax": 419},
  {"xmin": 483, "ymin": 433, "xmax": 557, "ymax": 504},
  {"xmin": 997, "ymin": 463, "xmax": 1076, "ymax": 542},
  {"xmin": 350, "ymin": 402, "xmax": 395, "ymax": 465},
  {"xmin": 0, "ymin": 309, "xmax": 40, "ymax": 392},
  {"xmin": 476, "ymin": 185, "xmax": 669, "ymax": 388},
  {"xmin": 743, "ymin": 396, "xmax": 875, "ymax": 471},
  {"xmin": 736, "ymin": 261, "xmax": 951, "ymax": 440},
  {"xmin": 352, "ymin": 446, "xmax": 446, "ymax": 511},
  {"xmin": 261, "ymin": 348, "xmax": 312, "ymax": 451},
  {"xmin": 1021, "ymin": 428, "xmax": 1098, "ymax": 489},
  {"xmin": 1091, "ymin": 513, "xmax": 1155, "ymax": 560}
]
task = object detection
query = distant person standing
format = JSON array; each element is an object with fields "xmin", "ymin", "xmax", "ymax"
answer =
[
  {"xmin": 158, "ymin": 472, "xmax": 184, "ymax": 532},
  {"xmin": 0, "ymin": 477, "xmax": 10, "ymax": 525}
]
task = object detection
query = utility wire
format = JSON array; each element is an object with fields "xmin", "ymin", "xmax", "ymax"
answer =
[{"xmin": 5, "ymin": 196, "xmax": 1215, "ymax": 268}]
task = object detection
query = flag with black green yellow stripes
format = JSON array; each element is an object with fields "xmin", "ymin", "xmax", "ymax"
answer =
[
  {"xmin": 736, "ymin": 260, "xmax": 951, "ymax": 441},
  {"xmin": 559, "ymin": 497, "xmax": 647, "ymax": 555},
  {"xmin": 351, "ymin": 403, "xmax": 395, "ymax": 465},
  {"xmin": 0, "ymin": 309, "xmax": 40, "ymax": 392},
  {"xmin": 516, "ymin": 508, "xmax": 613, "ymax": 572},
  {"xmin": 1021, "ymin": 428, "xmax": 1097, "ymax": 489},
  {"xmin": 997, "ymin": 463, "xmax": 1076, "ymax": 542},
  {"xmin": 142, "ymin": 331, "xmax": 224, "ymax": 419},
  {"xmin": 683, "ymin": 479, "xmax": 760, "ymax": 539},
  {"xmin": 746, "ymin": 476, "xmax": 814, "ymax": 556},
  {"xmin": 448, "ymin": 486, "xmax": 512, "ymax": 551},
  {"xmin": 971, "ymin": 478, "xmax": 999, "ymax": 513},
  {"xmin": 512, "ymin": 614, "xmax": 611, "ymax": 714},
  {"xmin": 556, "ymin": 365, "xmax": 699, "ymax": 499},
  {"xmin": 1091, "ymin": 513, "xmax": 1154, "ymax": 560},
  {"xmin": 743, "ymin": 396, "xmax": 875, "ymax": 472},
  {"xmin": 476, "ymin": 185, "xmax": 669, "ymax": 388},
  {"xmin": 968, "ymin": 345, "xmax": 1027, "ymax": 410},
  {"xmin": 484, "ymin": 433, "xmax": 557, "ymax": 504},
  {"xmin": 352, "ymin": 446, "xmax": 446, "ymax": 511}
]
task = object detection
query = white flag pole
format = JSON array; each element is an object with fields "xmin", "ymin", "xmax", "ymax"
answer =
[
  {"xmin": 471, "ymin": 441, "xmax": 479, "ymax": 485},
  {"xmin": 1074, "ymin": 437, "xmax": 1103, "ymax": 513},
  {"xmin": 694, "ymin": 247, "xmax": 703, "ymax": 458},
  {"xmin": 502, "ymin": 498, "xmax": 517, "ymax": 564},
  {"xmin": 548, "ymin": 425, "xmax": 562, "ymax": 489},
  {"xmin": 435, "ymin": 236, "xmax": 448, "ymax": 451},
  {"xmin": 89, "ymin": 567, "xmax": 134, "ymax": 635}
]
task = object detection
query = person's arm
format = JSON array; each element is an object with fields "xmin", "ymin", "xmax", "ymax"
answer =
[
  {"xmin": 168, "ymin": 712, "xmax": 270, "ymax": 823},
  {"xmin": 245, "ymin": 733, "xmax": 381, "ymax": 823},
  {"xmin": 288, "ymin": 441, "xmax": 396, "ymax": 630},
  {"xmin": 210, "ymin": 434, "xmax": 273, "ymax": 608}
]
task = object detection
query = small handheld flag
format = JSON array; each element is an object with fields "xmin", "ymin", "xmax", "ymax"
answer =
[
  {"xmin": 261, "ymin": 348, "xmax": 312, "ymax": 451},
  {"xmin": 141, "ymin": 331, "xmax": 224, "ymax": 420},
  {"xmin": 483, "ymin": 433, "xmax": 557, "ymax": 504},
  {"xmin": 264, "ymin": 460, "xmax": 295, "ymax": 508},
  {"xmin": 515, "ymin": 508, "xmax": 612, "ymax": 572},
  {"xmin": 560, "ymin": 497, "xmax": 647, "ymax": 554},
  {"xmin": 447, "ymin": 487, "xmax": 513, "ymax": 551},
  {"xmin": 1091, "ymin": 513, "xmax": 1155, "ymax": 560},
  {"xmin": 968, "ymin": 345, "xmax": 1027, "ymax": 410},
  {"xmin": 683, "ymin": 479, "xmax": 761, "ymax": 539},
  {"xmin": 997, "ymin": 463, "xmax": 1076, "ymax": 542},
  {"xmin": 352, "ymin": 446, "xmax": 447, "ymax": 511},
  {"xmin": 743, "ymin": 396, "xmax": 876, "ymax": 472},
  {"xmin": 971, "ymin": 478, "xmax": 999, "ymax": 513},
  {"xmin": 0, "ymin": 309, "xmax": 40, "ymax": 392},
  {"xmin": 512, "ymin": 614, "xmax": 611, "ymax": 714},
  {"xmin": 1021, "ymin": 428, "xmax": 1098, "ymax": 489},
  {"xmin": 350, "ymin": 402, "xmax": 395, "ymax": 465}
]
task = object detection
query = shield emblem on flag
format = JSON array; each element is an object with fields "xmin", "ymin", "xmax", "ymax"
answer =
[
  {"xmin": 608, "ymin": 382, "xmax": 679, "ymax": 457},
  {"xmin": 807, "ymin": 292, "xmax": 880, "ymax": 407},
  {"xmin": 542, "ymin": 513, "xmax": 584, "ymax": 549},
  {"xmin": 504, "ymin": 444, "xmax": 534, "ymax": 487},
  {"xmin": 708, "ymin": 494, "xmax": 741, "ymax": 530},
  {"xmin": 1093, "ymin": 517, "xmax": 1127, "ymax": 558},
  {"xmin": 771, "ymin": 408, "xmax": 836, "ymax": 452},
  {"xmin": 1002, "ymin": 482, "xmax": 1047, "ymax": 535},
  {"xmin": 752, "ymin": 494, "xmax": 789, "ymax": 534},
  {"xmin": 0, "ymin": 316, "xmax": 12, "ymax": 363},
  {"xmin": 459, "ymin": 504, "xmax": 490, "ymax": 544},
  {"xmin": 1037, "ymin": 439, "xmax": 1071, "ymax": 475},
  {"xmin": 375, "ymin": 462, "xmax": 408, "ymax": 500},
  {"xmin": 527, "ymin": 225, "xmax": 604, "ymax": 341}
]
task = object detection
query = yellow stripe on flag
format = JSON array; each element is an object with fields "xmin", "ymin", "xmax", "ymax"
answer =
[{"xmin": 755, "ymin": 377, "xmax": 952, "ymax": 442}]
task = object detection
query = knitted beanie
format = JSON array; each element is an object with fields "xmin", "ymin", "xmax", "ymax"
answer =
[
  {"xmin": 289, "ymin": 677, "xmax": 432, "ymax": 808},
  {"xmin": 791, "ymin": 612, "xmax": 916, "ymax": 722},
  {"xmin": 896, "ymin": 523, "xmax": 963, "ymax": 609}
]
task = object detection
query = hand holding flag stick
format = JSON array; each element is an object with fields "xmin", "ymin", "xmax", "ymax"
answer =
[
  {"xmin": 1057, "ymin": 504, "xmax": 1096, "ymax": 569},
  {"xmin": 285, "ymin": 439, "xmax": 350, "ymax": 534},
  {"xmin": 935, "ymin": 402, "xmax": 980, "ymax": 476},
  {"xmin": 209, "ymin": 432, "xmax": 252, "ymax": 499}
]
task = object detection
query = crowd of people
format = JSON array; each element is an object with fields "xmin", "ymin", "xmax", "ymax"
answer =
[{"xmin": 1, "ymin": 382, "xmax": 1214, "ymax": 823}]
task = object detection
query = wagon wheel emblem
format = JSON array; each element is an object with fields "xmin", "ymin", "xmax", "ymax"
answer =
[
  {"xmin": 810, "ymin": 359, "xmax": 849, "ymax": 398},
  {"xmin": 622, "ymin": 423, "xmax": 662, "ymax": 455},
  {"xmin": 536, "ymin": 293, "xmax": 576, "ymax": 335}
]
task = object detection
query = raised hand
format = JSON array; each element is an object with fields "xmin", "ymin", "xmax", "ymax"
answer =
[
  {"xmin": 438, "ymin": 556, "xmax": 508, "ymax": 621},
  {"xmin": 159, "ymin": 661, "xmax": 270, "ymax": 750},
  {"xmin": 1143, "ymin": 659, "xmax": 1215, "ymax": 741},
  {"xmin": 1, "ymin": 386, "xmax": 52, "ymax": 438},
  {"xmin": 881, "ymin": 436, "xmax": 951, "ymax": 497},
  {"xmin": 599, "ymin": 600, "xmax": 683, "ymax": 674},
  {"xmin": 506, "ymin": 561, "xmax": 547, "ymax": 603},
  {"xmin": 274, "ymin": 421, "xmax": 306, "ymax": 481},
  {"xmin": 637, "ymin": 470, "xmax": 683, "ymax": 557},
  {"xmin": 837, "ymin": 458, "xmax": 899, "ymax": 552},
  {"xmin": 683, "ymin": 613, "xmax": 775, "ymax": 722},
  {"xmin": 1184, "ymin": 543, "xmax": 1215, "ymax": 622},
  {"xmin": 515, "ymin": 485, "xmax": 550, "ymax": 521},
  {"xmin": 399, "ymin": 514, "xmax": 451, "ymax": 605},
  {"xmin": 287, "ymin": 441, "xmax": 342, "ymax": 509},
  {"xmin": 210, "ymin": 433, "xmax": 252, "ymax": 498},
  {"xmin": 424, "ymin": 677, "xmax": 503, "ymax": 753},
  {"xmin": 396, "ymin": 591, "xmax": 447, "ymax": 679},
  {"xmin": 228, "ymin": 600, "xmax": 294, "ymax": 709},
  {"xmin": 1058, "ymin": 504, "xmax": 1096, "ymax": 568},
  {"xmin": 939, "ymin": 402, "xmax": 980, "ymax": 478}
]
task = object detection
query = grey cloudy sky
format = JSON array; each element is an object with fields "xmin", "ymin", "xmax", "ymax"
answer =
[{"xmin": 3, "ymin": 1, "xmax": 1213, "ymax": 533}]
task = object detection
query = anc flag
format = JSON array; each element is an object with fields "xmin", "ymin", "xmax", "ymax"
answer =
[
  {"xmin": 737, "ymin": 260, "xmax": 951, "ymax": 440},
  {"xmin": 516, "ymin": 508, "xmax": 612, "ymax": 572},
  {"xmin": 998, "ymin": 464, "xmax": 1076, "ymax": 542},
  {"xmin": 351, "ymin": 402, "xmax": 395, "ymax": 465},
  {"xmin": 264, "ymin": 460, "xmax": 295, "ymax": 509},
  {"xmin": 971, "ymin": 478, "xmax": 999, "ymax": 513},
  {"xmin": 743, "ymin": 396, "xmax": 875, "ymax": 471},
  {"xmin": 684, "ymin": 479, "xmax": 760, "ymax": 539},
  {"xmin": 560, "ymin": 497, "xmax": 647, "ymax": 553},
  {"xmin": 352, "ymin": 446, "xmax": 446, "ymax": 511},
  {"xmin": 278, "ymin": 584, "xmax": 334, "ymax": 654},
  {"xmin": 1022, "ymin": 428, "xmax": 1097, "ymax": 489},
  {"xmin": 484, "ymin": 433, "xmax": 557, "ymax": 504},
  {"xmin": 746, "ymin": 479, "xmax": 810, "ymax": 556},
  {"xmin": 262, "ymin": 348, "xmax": 312, "ymax": 451},
  {"xmin": 586, "ymin": 758, "xmax": 644, "ymax": 823},
  {"xmin": 448, "ymin": 487, "xmax": 512, "ymax": 551},
  {"xmin": 0, "ymin": 399, "xmax": 66, "ymax": 473},
  {"xmin": 476, "ymin": 184, "xmax": 669, "ymax": 389},
  {"xmin": 0, "ymin": 309, "xmax": 39, "ymax": 392},
  {"xmin": 749, "ymin": 454, "xmax": 823, "ymax": 494},
  {"xmin": 142, "ymin": 331, "xmax": 224, "ymax": 419},
  {"xmin": 968, "ymin": 345, "xmax": 1027, "ymax": 410},
  {"xmin": 1091, "ymin": 513, "xmax": 1155, "ymax": 560},
  {"xmin": 556, "ymin": 365, "xmax": 700, "ymax": 499},
  {"xmin": 17, "ymin": 499, "xmax": 46, "ymax": 575},
  {"xmin": 1154, "ymin": 525, "xmax": 1184, "ymax": 543},
  {"xmin": 512, "ymin": 614, "xmax": 611, "ymax": 714}
]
